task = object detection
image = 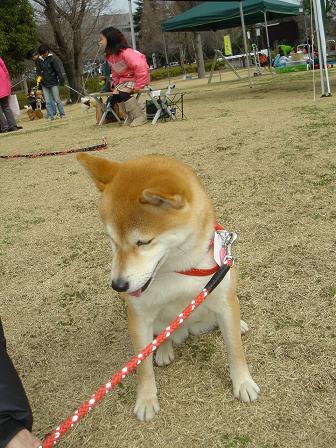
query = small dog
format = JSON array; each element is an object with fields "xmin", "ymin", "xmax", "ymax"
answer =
[
  {"xmin": 25, "ymin": 105, "xmax": 43, "ymax": 121},
  {"xmin": 77, "ymin": 154, "xmax": 260, "ymax": 421},
  {"xmin": 81, "ymin": 96, "xmax": 95, "ymax": 113}
]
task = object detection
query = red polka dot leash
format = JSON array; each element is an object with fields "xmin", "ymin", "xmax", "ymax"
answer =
[
  {"xmin": 0, "ymin": 138, "xmax": 107, "ymax": 160},
  {"xmin": 40, "ymin": 231, "xmax": 237, "ymax": 448}
]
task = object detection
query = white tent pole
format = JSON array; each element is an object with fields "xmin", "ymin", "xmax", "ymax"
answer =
[
  {"xmin": 128, "ymin": 0, "xmax": 136, "ymax": 50},
  {"xmin": 313, "ymin": 0, "xmax": 325, "ymax": 95},
  {"xmin": 315, "ymin": 0, "xmax": 331, "ymax": 95},
  {"xmin": 239, "ymin": 1, "xmax": 252, "ymax": 87},
  {"xmin": 310, "ymin": 0, "xmax": 316, "ymax": 101},
  {"xmin": 263, "ymin": 10, "xmax": 274, "ymax": 77}
]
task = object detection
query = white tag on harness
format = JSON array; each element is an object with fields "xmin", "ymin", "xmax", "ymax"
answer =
[
  {"xmin": 213, "ymin": 232, "xmax": 227, "ymax": 266},
  {"xmin": 213, "ymin": 230, "xmax": 237, "ymax": 266}
]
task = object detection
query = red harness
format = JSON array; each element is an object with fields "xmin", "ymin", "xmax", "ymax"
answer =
[{"xmin": 177, "ymin": 224, "xmax": 224, "ymax": 277}]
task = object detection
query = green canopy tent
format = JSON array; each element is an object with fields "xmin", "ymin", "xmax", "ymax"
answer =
[
  {"xmin": 161, "ymin": 0, "xmax": 301, "ymax": 84},
  {"xmin": 161, "ymin": 0, "xmax": 300, "ymax": 32}
]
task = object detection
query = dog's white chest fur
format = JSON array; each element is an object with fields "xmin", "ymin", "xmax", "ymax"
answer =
[{"xmin": 128, "ymin": 268, "xmax": 233, "ymax": 345}]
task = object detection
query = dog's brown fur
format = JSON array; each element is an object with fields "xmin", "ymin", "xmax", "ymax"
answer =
[{"xmin": 27, "ymin": 108, "xmax": 43, "ymax": 121}]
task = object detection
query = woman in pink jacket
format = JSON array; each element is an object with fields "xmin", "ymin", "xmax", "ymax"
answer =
[
  {"xmin": 99, "ymin": 27, "xmax": 150, "ymax": 127},
  {"xmin": 0, "ymin": 58, "xmax": 21, "ymax": 133}
]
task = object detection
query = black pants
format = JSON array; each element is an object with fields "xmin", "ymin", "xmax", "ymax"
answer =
[
  {"xmin": 0, "ymin": 96, "xmax": 17, "ymax": 131},
  {"xmin": 107, "ymin": 91, "xmax": 132, "ymax": 108},
  {"xmin": 0, "ymin": 320, "xmax": 33, "ymax": 447}
]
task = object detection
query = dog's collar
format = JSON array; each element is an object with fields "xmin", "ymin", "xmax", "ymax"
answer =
[{"xmin": 177, "ymin": 224, "xmax": 225, "ymax": 277}]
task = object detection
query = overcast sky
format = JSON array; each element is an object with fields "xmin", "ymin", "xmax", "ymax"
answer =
[
  {"xmin": 111, "ymin": 0, "xmax": 137, "ymax": 13},
  {"xmin": 109, "ymin": 0, "xmax": 301, "ymax": 15}
]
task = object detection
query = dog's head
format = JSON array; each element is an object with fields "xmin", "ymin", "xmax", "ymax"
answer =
[{"xmin": 77, "ymin": 154, "xmax": 214, "ymax": 297}]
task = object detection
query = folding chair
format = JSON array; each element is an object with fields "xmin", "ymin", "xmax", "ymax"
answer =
[{"xmin": 89, "ymin": 92, "xmax": 122, "ymax": 126}]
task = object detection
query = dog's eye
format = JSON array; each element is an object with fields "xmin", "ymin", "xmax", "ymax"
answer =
[{"xmin": 136, "ymin": 239, "xmax": 154, "ymax": 247}]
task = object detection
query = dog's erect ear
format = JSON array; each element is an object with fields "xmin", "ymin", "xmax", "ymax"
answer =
[
  {"xmin": 77, "ymin": 153, "xmax": 119, "ymax": 191},
  {"xmin": 140, "ymin": 189, "xmax": 185, "ymax": 209}
]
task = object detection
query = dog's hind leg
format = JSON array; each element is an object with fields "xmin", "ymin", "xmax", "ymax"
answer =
[{"xmin": 155, "ymin": 339, "xmax": 174, "ymax": 366}]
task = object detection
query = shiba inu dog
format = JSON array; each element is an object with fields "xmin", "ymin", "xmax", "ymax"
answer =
[{"xmin": 77, "ymin": 153, "xmax": 260, "ymax": 421}]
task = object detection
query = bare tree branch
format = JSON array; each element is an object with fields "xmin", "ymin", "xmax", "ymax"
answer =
[{"xmin": 32, "ymin": 0, "xmax": 46, "ymax": 7}]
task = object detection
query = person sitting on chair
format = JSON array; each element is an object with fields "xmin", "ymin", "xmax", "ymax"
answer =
[{"xmin": 99, "ymin": 26, "xmax": 150, "ymax": 127}]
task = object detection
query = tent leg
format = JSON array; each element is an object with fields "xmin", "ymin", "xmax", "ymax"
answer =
[
  {"xmin": 263, "ymin": 11, "xmax": 274, "ymax": 77},
  {"xmin": 310, "ymin": 0, "xmax": 316, "ymax": 101},
  {"xmin": 239, "ymin": 1, "xmax": 252, "ymax": 88},
  {"xmin": 222, "ymin": 53, "xmax": 241, "ymax": 78},
  {"xmin": 313, "ymin": 0, "xmax": 325, "ymax": 96},
  {"xmin": 219, "ymin": 50, "xmax": 241, "ymax": 79},
  {"xmin": 315, "ymin": 0, "xmax": 331, "ymax": 95},
  {"xmin": 208, "ymin": 53, "xmax": 218, "ymax": 84},
  {"xmin": 208, "ymin": 50, "xmax": 241, "ymax": 83}
]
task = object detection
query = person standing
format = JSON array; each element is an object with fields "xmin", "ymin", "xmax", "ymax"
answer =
[
  {"xmin": 0, "ymin": 58, "xmax": 22, "ymax": 133},
  {"xmin": 99, "ymin": 27, "xmax": 150, "ymax": 127},
  {"xmin": 36, "ymin": 45, "xmax": 65, "ymax": 120},
  {"xmin": 26, "ymin": 50, "xmax": 56, "ymax": 117}
]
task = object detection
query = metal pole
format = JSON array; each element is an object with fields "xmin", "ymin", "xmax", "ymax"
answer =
[
  {"xmin": 219, "ymin": 50, "xmax": 241, "ymax": 79},
  {"xmin": 304, "ymin": 10, "xmax": 308, "ymax": 43},
  {"xmin": 263, "ymin": 11, "xmax": 274, "ymax": 77},
  {"xmin": 239, "ymin": 1, "xmax": 252, "ymax": 88},
  {"xmin": 315, "ymin": 0, "xmax": 331, "ymax": 95},
  {"xmin": 128, "ymin": 0, "xmax": 136, "ymax": 50},
  {"xmin": 208, "ymin": 50, "xmax": 241, "ymax": 84},
  {"xmin": 162, "ymin": 32, "xmax": 172, "ymax": 84},
  {"xmin": 310, "ymin": 0, "xmax": 316, "ymax": 101},
  {"xmin": 313, "ymin": 0, "xmax": 325, "ymax": 95}
]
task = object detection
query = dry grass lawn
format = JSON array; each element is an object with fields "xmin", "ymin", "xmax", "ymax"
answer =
[{"xmin": 0, "ymin": 69, "xmax": 335, "ymax": 448}]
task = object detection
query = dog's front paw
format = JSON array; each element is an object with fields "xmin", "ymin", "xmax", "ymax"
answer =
[
  {"xmin": 155, "ymin": 340, "xmax": 174, "ymax": 366},
  {"xmin": 134, "ymin": 395, "xmax": 160, "ymax": 421},
  {"xmin": 233, "ymin": 376, "xmax": 260, "ymax": 403}
]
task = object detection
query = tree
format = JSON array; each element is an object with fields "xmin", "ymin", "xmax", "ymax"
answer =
[
  {"xmin": 0, "ymin": 0, "xmax": 38, "ymax": 76},
  {"xmin": 139, "ymin": 0, "xmax": 167, "ymax": 57},
  {"xmin": 302, "ymin": 0, "xmax": 336, "ymax": 13},
  {"xmin": 138, "ymin": 1, "xmax": 217, "ymax": 64},
  {"xmin": 31, "ymin": 0, "xmax": 110, "ymax": 101},
  {"xmin": 133, "ymin": 0, "xmax": 144, "ymax": 35}
]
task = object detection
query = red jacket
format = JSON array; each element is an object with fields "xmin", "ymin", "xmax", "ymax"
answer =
[
  {"xmin": 0, "ymin": 58, "xmax": 11, "ymax": 99},
  {"xmin": 106, "ymin": 48, "xmax": 150, "ymax": 91}
]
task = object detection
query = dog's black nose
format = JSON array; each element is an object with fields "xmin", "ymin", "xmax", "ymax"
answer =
[{"xmin": 111, "ymin": 279, "xmax": 129, "ymax": 292}]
